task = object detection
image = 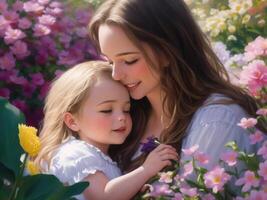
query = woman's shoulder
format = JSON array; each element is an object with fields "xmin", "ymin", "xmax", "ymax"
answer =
[{"xmin": 191, "ymin": 93, "xmax": 248, "ymax": 126}]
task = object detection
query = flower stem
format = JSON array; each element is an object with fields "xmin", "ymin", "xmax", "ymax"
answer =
[{"xmin": 8, "ymin": 154, "xmax": 28, "ymax": 200}]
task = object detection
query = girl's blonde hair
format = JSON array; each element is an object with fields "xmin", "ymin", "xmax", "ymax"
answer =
[{"xmin": 34, "ymin": 61, "xmax": 112, "ymax": 171}]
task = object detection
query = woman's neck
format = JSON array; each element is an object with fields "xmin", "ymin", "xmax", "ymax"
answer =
[{"xmin": 145, "ymin": 88, "xmax": 168, "ymax": 139}]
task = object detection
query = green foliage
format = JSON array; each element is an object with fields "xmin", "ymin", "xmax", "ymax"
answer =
[
  {"xmin": 0, "ymin": 97, "xmax": 25, "ymax": 176},
  {"xmin": 0, "ymin": 98, "xmax": 89, "ymax": 199}
]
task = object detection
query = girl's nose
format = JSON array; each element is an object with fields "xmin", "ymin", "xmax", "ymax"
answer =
[{"xmin": 117, "ymin": 113, "xmax": 126, "ymax": 121}]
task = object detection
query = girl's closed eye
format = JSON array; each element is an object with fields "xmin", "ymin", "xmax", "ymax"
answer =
[
  {"xmin": 123, "ymin": 109, "xmax": 130, "ymax": 113},
  {"xmin": 100, "ymin": 109, "xmax": 112, "ymax": 113}
]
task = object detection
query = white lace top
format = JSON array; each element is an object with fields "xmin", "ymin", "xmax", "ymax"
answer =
[{"xmin": 48, "ymin": 136, "xmax": 121, "ymax": 200}]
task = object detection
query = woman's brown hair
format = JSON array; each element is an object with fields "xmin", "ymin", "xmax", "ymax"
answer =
[{"xmin": 89, "ymin": 0, "xmax": 265, "ymax": 172}]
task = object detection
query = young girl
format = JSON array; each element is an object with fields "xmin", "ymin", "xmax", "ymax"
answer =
[{"xmin": 33, "ymin": 61, "xmax": 178, "ymax": 200}]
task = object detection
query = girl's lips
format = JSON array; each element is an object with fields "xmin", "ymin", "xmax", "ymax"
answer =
[
  {"xmin": 115, "ymin": 127, "xmax": 126, "ymax": 131},
  {"xmin": 113, "ymin": 127, "xmax": 127, "ymax": 134}
]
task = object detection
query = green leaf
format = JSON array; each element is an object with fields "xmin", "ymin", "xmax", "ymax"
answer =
[
  {"xmin": 47, "ymin": 181, "xmax": 89, "ymax": 200},
  {"xmin": 225, "ymin": 141, "xmax": 239, "ymax": 151},
  {"xmin": 0, "ymin": 97, "xmax": 25, "ymax": 176},
  {"xmin": 16, "ymin": 174, "xmax": 89, "ymax": 200},
  {"xmin": 0, "ymin": 162, "xmax": 15, "ymax": 199}
]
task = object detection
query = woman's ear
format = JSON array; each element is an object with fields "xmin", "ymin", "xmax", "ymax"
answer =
[{"xmin": 63, "ymin": 112, "xmax": 80, "ymax": 132}]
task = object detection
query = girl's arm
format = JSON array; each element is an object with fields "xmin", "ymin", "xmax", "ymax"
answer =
[{"xmin": 83, "ymin": 144, "xmax": 178, "ymax": 200}]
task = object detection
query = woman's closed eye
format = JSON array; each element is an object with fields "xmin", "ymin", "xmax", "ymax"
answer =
[{"xmin": 125, "ymin": 59, "xmax": 138, "ymax": 65}]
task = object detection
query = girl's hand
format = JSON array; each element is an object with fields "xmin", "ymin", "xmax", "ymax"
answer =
[{"xmin": 142, "ymin": 144, "xmax": 179, "ymax": 177}]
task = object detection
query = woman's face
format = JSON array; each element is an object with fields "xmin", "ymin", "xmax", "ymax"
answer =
[{"xmin": 98, "ymin": 24, "xmax": 161, "ymax": 100}]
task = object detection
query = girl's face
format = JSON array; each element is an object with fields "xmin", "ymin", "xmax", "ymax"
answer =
[
  {"xmin": 98, "ymin": 24, "xmax": 161, "ymax": 100},
  {"xmin": 73, "ymin": 75, "xmax": 132, "ymax": 153}
]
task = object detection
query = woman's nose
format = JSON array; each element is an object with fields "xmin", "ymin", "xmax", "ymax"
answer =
[{"xmin": 112, "ymin": 65, "xmax": 124, "ymax": 80}]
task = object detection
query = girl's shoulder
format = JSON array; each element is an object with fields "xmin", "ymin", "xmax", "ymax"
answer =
[
  {"xmin": 48, "ymin": 136, "xmax": 120, "ymax": 184},
  {"xmin": 51, "ymin": 136, "xmax": 116, "ymax": 165}
]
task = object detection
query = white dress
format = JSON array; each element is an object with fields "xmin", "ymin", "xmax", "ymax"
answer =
[{"xmin": 48, "ymin": 136, "xmax": 121, "ymax": 200}]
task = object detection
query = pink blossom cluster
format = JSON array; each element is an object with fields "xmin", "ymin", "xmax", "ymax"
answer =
[
  {"xmin": 239, "ymin": 37, "xmax": 267, "ymax": 99},
  {"xmin": 140, "ymin": 114, "xmax": 267, "ymax": 199},
  {"xmin": 0, "ymin": 0, "xmax": 99, "ymax": 126}
]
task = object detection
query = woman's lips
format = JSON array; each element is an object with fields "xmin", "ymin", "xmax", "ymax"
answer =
[{"xmin": 125, "ymin": 81, "xmax": 140, "ymax": 91}]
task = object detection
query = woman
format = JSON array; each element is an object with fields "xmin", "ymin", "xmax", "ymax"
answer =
[{"xmin": 89, "ymin": 0, "xmax": 265, "ymax": 172}]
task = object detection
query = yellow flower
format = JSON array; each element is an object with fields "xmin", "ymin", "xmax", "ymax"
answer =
[
  {"xmin": 18, "ymin": 124, "xmax": 41, "ymax": 157},
  {"xmin": 26, "ymin": 160, "xmax": 40, "ymax": 175}
]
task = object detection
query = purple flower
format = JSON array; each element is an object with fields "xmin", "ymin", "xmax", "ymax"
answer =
[{"xmin": 140, "ymin": 137, "xmax": 160, "ymax": 153}]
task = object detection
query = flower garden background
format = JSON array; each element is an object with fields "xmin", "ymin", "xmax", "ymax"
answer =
[{"xmin": 0, "ymin": 0, "xmax": 266, "ymax": 199}]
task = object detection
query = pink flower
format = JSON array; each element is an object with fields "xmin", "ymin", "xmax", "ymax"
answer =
[
  {"xmin": 3, "ymin": 11, "xmax": 19, "ymax": 24},
  {"xmin": 220, "ymin": 151, "xmax": 238, "ymax": 166},
  {"xmin": 33, "ymin": 24, "xmax": 51, "ymax": 37},
  {"xmin": 0, "ymin": 52, "xmax": 16, "ymax": 70},
  {"xmin": 45, "ymin": 7, "xmax": 63, "ymax": 17},
  {"xmin": 75, "ymin": 27, "xmax": 88, "ymax": 38},
  {"xmin": 256, "ymin": 108, "xmax": 267, "ymax": 116},
  {"xmin": 149, "ymin": 184, "xmax": 173, "ymax": 197},
  {"xmin": 0, "ymin": 88, "xmax": 10, "ymax": 98},
  {"xmin": 204, "ymin": 166, "xmax": 231, "ymax": 193},
  {"xmin": 30, "ymin": 73, "xmax": 45, "ymax": 86},
  {"xmin": 0, "ymin": 15, "xmax": 10, "ymax": 34},
  {"xmin": 75, "ymin": 10, "xmax": 91, "ymax": 23},
  {"xmin": 258, "ymin": 161, "xmax": 267, "ymax": 181},
  {"xmin": 237, "ymin": 117, "xmax": 257, "ymax": 129},
  {"xmin": 258, "ymin": 141, "xmax": 267, "ymax": 159},
  {"xmin": 39, "ymin": 82, "xmax": 50, "ymax": 100},
  {"xmin": 182, "ymin": 145, "xmax": 199, "ymax": 156},
  {"xmin": 18, "ymin": 18, "xmax": 32, "ymax": 29},
  {"xmin": 250, "ymin": 131, "xmax": 264, "ymax": 144},
  {"xmin": 57, "ymin": 48, "xmax": 84, "ymax": 66},
  {"xmin": 38, "ymin": 14, "xmax": 56, "ymax": 26},
  {"xmin": 0, "ymin": 1, "xmax": 8, "ymax": 13},
  {"xmin": 49, "ymin": 1, "xmax": 63, "ymax": 8},
  {"xmin": 180, "ymin": 187, "xmax": 198, "ymax": 197},
  {"xmin": 235, "ymin": 171, "xmax": 260, "ymax": 192},
  {"xmin": 23, "ymin": 84, "xmax": 36, "ymax": 98},
  {"xmin": 10, "ymin": 40, "xmax": 30, "ymax": 59},
  {"xmin": 202, "ymin": 194, "xmax": 215, "ymax": 200},
  {"xmin": 12, "ymin": 99, "xmax": 28, "ymax": 112},
  {"xmin": 195, "ymin": 151, "xmax": 209, "ymax": 165},
  {"xmin": 171, "ymin": 193, "xmax": 183, "ymax": 200},
  {"xmin": 239, "ymin": 60, "xmax": 267, "ymax": 93},
  {"xmin": 23, "ymin": 1, "xmax": 44, "ymax": 13},
  {"xmin": 38, "ymin": 0, "xmax": 51, "ymax": 6},
  {"xmin": 4, "ymin": 27, "xmax": 26, "ymax": 44},
  {"xmin": 158, "ymin": 171, "xmax": 173, "ymax": 184},
  {"xmin": 247, "ymin": 190, "xmax": 266, "ymax": 200},
  {"xmin": 9, "ymin": 74, "xmax": 27, "ymax": 85},
  {"xmin": 12, "ymin": 1, "xmax": 24, "ymax": 12},
  {"xmin": 244, "ymin": 36, "xmax": 267, "ymax": 62},
  {"xmin": 182, "ymin": 161, "xmax": 194, "ymax": 177}
]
